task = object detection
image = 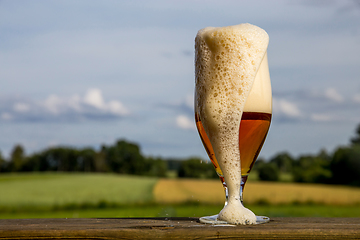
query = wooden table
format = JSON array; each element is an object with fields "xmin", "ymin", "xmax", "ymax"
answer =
[{"xmin": 1, "ymin": 217, "xmax": 360, "ymax": 239}]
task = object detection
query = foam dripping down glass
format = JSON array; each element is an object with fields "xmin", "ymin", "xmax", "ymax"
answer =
[{"xmin": 194, "ymin": 23, "xmax": 272, "ymax": 225}]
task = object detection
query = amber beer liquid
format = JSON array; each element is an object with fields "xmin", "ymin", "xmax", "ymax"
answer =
[{"xmin": 195, "ymin": 112, "xmax": 271, "ymax": 179}]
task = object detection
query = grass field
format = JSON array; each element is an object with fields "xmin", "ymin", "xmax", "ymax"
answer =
[
  {"xmin": 0, "ymin": 172, "xmax": 157, "ymax": 210},
  {"xmin": 1, "ymin": 172, "xmax": 360, "ymax": 219},
  {"xmin": 2, "ymin": 204, "xmax": 360, "ymax": 219}
]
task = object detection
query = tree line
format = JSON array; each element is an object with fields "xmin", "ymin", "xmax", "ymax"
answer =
[
  {"xmin": 253, "ymin": 123, "xmax": 360, "ymax": 186},
  {"xmin": 0, "ymin": 124, "xmax": 359, "ymax": 187},
  {"xmin": 0, "ymin": 140, "xmax": 167, "ymax": 177},
  {"xmin": 177, "ymin": 123, "xmax": 360, "ymax": 187}
]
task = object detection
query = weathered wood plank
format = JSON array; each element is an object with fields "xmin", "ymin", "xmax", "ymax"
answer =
[{"xmin": 1, "ymin": 217, "xmax": 360, "ymax": 239}]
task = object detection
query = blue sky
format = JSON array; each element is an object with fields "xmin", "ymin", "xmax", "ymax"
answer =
[{"xmin": 0, "ymin": 0, "xmax": 360, "ymax": 160}]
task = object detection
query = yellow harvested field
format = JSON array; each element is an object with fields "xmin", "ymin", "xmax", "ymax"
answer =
[
  {"xmin": 153, "ymin": 179, "xmax": 225, "ymax": 204},
  {"xmin": 153, "ymin": 179, "xmax": 360, "ymax": 205},
  {"xmin": 245, "ymin": 181, "xmax": 360, "ymax": 205}
]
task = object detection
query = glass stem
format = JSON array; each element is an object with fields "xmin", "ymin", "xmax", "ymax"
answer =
[
  {"xmin": 222, "ymin": 181, "xmax": 228, "ymax": 206},
  {"xmin": 240, "ymin": 175, "xmax": 248, "ymax": 204},
  {"xmin": 222, "ymin": 175, "xmax": 248, "ymax": 206}
]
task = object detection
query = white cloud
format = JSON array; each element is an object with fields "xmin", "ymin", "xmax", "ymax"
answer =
[
  {"xmin": 273, "ymin": 98, "xmax": 302, "ymax": 119},
  {"xmin": 310, "ymin": 114, "xmax": 333, "ymax": 122},
  {"xmin": 84, "ymin": 88, "xmax": 104, "ymax": 109},
  {"xmin": 0, "ymin": 88, "xmax": 129, "ymax": 122},
  {"xmin": 13, "ymin": 103, "xmax": 30, "ymax": 112},
  {"xmin": 107, "ymin": 100, "xmax": 129, "ymax": 115},
  {"xmin": 43, "ymin": 95, "xmax": 64, "ymax": 114},
  {"xmin": 353, "ymin": 93, "xmax": 360, "ymax": 103},
  {"xmin": 1, "ymin": 113, "xmax": 13, "ymax": 120},
  {"xmin": 324, "ymin": 88, "xmax": 343, "ymax": 102},
  {"xmin": 176, "ymin": 115, "xmax": 196, "ymax": 130}
]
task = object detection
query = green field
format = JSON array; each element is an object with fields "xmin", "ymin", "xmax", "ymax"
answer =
[
  {"xmin": 0, "ymin": 172, "xmax": 157, "ymax": 211},
  {"xmin": 1, "ymin": 172, "xmax": 360, "ymax": 219},
  {"xmin": 2, "ymin": 204, "xmax": 360, "ymax": 219}
]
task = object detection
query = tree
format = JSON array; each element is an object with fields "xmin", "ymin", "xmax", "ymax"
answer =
[
  {"xmin": 0, "ymin": 151, "xmax": 5, "ymax": 172},
  {"xmin": 9, "ymin": 145, "xmax": 25, "ymax": 171},
  {"xmin": 77, "ymin": 148, "xmax": 96, "ymax": 172},
  {"xmin": 252, "ymin": 158, "xmax": 266, "ymax": 172},
  {"xmin": 93, "ymin": 150, "xmax": 109, "ymax": 172},
  {"xmin": 103, "ymin": 140, "xmax": 148, "ymax": 175},
  {"xmin": 145, "ymin": 157, "xmax": 167, "ymax": 177},
  {"xmin": 330, "ymin": 145, "xmax": 360, "ymax": 186},
  {"xmin": 351, "ymin": 123, "xmax": 360, "ymax": 145},
  {"xmin": 269, "ymin": 152, "xmax": 294, "ymax": 173},
  {"xmin": 178, "ymin": 158, "xmax": 218, "ymax": 179},
  {"xmin": 257, "ymin": 162, "xmax": 279, "ymax": 181},
  {"xmin": 21, "ymin": 153, "xmax": 46, "ymax": 172},
  {"xmin": 292, "ymin": 153, "xmax": 332, "ymax": 184},
  {"xmin": 44, "ymin": 147, "xmax": 80, "ymax": 171}
]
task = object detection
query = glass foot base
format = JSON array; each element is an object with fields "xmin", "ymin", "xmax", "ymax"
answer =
[{"xmin": 199, "ymin": 214, "xmax": 270, "ymax": 225}]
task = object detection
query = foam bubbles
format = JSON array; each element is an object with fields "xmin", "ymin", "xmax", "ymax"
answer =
[
  {"xmin": 218, "ymin": 200, "xmax": 257, "ymax": 225},
  {"xmin": 195, "ymin": 23, "xmax": 269, "ymax": 225}
]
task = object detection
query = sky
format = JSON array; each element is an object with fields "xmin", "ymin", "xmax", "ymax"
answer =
[{"xmin": 0, "ymin": 0, "xmax": 360, "ymax": 161}]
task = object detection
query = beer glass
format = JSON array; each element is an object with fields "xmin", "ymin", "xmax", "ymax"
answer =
[{"xmin": 194, "ymin": 24, "xmax": 272, "ymax": 224}]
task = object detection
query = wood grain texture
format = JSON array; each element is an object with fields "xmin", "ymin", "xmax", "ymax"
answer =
[{"xmin": 1, "ymin": 217, "xmax": 360, "ymax": 239}]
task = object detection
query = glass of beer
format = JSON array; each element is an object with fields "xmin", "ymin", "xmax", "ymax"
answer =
[{"xmin": 194, "ymin": 24, "xmax": 271, "ymax": 225}]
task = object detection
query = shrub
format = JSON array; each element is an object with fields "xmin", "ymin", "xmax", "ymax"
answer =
[{"xmin": 258, "ymin": 163, "xmax": 279, "ymax": 181}]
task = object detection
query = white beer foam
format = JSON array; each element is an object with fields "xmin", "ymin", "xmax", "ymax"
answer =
[
  {"xmin": 195, "ymin": 23, "xmax": 269, "ymax": 225},
  {"xmin": 218, "ymin": 200, "xmax": 256, "ymax": 225},
  {"xmin": 243, "ymin": 52, "xmax": 272, "ymax": 113}
]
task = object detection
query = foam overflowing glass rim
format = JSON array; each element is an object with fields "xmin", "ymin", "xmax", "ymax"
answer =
[{"xmin": 195, "ymin": 23, "xmax": 270, "ymax": 225}]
